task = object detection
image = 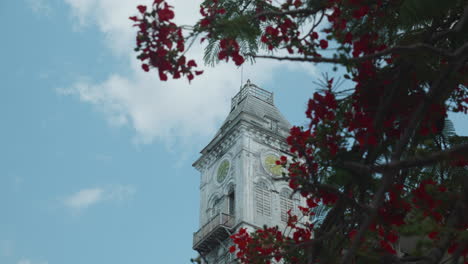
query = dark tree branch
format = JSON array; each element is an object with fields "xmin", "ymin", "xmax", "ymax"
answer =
[
  {"xmin": 393, "ymin": 42, "xmax": 468, "ymax": 161},
  {"xmin": 340, "ymin": 168, "xmax": 396, "ymax": 264},
  {"xmin": 255, "ymin": 7, "xmax": 324, "ymax": 18},
  {"xmin": 250, "ymin": 43, "xmax": 452, "ymax": 64},
  {"xmin": 343, "ymin": 143, "xmax": 468, "ymax": 173}
]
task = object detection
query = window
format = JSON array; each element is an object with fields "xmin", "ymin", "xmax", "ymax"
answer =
[
  {"xmin": 212, "ymin": 196, "xmax": 223, "ymax": 218},
  {"xmin": 264, "ymin": 116, "xmax": 278, "ymax": 132},
  {"xmin": 280, "ymin": 189, "xmax": 294, "ymax": 222},
  {"xmin": 228, "ymin": 191, "xmax": 235, "ymax": 216},
  {"xmin": 255, "ymin": 181, "xmax": 271, "ymax": 217}
]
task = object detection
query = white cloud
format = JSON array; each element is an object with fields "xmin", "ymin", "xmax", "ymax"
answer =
[
  {"xmin": 64, "ymin": 188, "xmax": 103, "ymax": 210},
  {"xmin": 27, "ymin": 0, "xmax": 52, "ymax": 16},
  {"xmin": 17, "ymin": 258, "xmax": 48, "ymax": 264},
  {"xmin": 63, "ymin": 185, "xmax": 135, "ymax": 210},
  {"xmin": 60, "ymin": 0, "xmax": 318, "ymax": 144},
  {"xmin": 17, "ymin": 259, "xmax": 32, "ymax": 264}
]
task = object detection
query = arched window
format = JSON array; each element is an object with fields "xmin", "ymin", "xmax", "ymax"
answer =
[
  {"xmin": 212, "ymin": 196, "xmax": 223, "ymax": 218},
  {"xmin": 255, "ymin": 181, "xmax": 271, "ymax": 217},
  {"xmin": 280, "ymin": 188, "xmax": 294, "ymax": 222}
]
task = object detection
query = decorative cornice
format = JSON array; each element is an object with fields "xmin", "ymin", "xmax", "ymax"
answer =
[{"xmin": 193, "ymin": 119, "xmax": 290, "ymax": 172}]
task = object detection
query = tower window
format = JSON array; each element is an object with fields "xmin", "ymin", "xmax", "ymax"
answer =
[
  {"xmin": 255, "ymin": 181, "xmax": 271, "ymax": 217},
  {"xmin": 212, "ymin": 196, "xmax": 223, "ymax": 218},
  {"xmin": 280, "ymin": 189, "xmax": 294, "ymax": 222},
  {"xmin": 264, "ymin": 116, "xmax": 278, "ymax": 132},
  {"xmin": 228, "ymin": 191, "xmax": 235, "ymax": 216}
]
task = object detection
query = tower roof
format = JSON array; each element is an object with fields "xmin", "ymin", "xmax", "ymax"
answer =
[
  {"xmin": 222, "ymin": 80, "xmax": 290, "ymax": 131},
  {"xmin": 198, "ymin": 81, "xmax": 291, "ymax": 156}
]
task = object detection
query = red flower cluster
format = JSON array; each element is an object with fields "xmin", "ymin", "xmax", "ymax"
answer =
[
  {"xmin": 411, "ymin": 180, "xmax": 447, "ymax": 222},
  {"xmin": 230, "ymin": 207, "xmax": 317, "ymax": 264},
  {"xmin": 275, "ymin": 155, "xmax": 288, "ymax": 165},
  {"xmin": 230, "ymin": 227, "xmax": 285, "ymax": 263},
  {"xmin": 378, "ymin": 184, "xmax": 411, "ymax": 226},
  {"xmin": 130, "ymin": 0, "xmax": 202, "ymax": 81},
  {"xmin": 306, "ymin": 91, "xmax": 337, "ymax": 126},
  {"xmin": 218, "ymin": 38, "xmax": 245, "ymax": 66},
  {"xmin": 260, "ymin": 18, "xmax": 298, "ymax": 52},
  {"xmin": 199, "ymin": 0, "xmax": 226, "ymax": 28}
]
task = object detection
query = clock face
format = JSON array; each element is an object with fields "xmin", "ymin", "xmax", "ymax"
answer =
[
  {"xmin": 264, "ymin": 154, "xmax": 282, "ymax": 176},
  {"xmin": 216, "ymin": 160, "xmax": 230, "ymax": 183}
]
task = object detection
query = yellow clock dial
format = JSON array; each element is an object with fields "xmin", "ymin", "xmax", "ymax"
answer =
[
  {"xmin": 217, "ymin": 160, "xmax": 230, "ymax": 183},
  {"xmin": 264, "ymin": 155, "xmax": 282, "ymax": 176}
]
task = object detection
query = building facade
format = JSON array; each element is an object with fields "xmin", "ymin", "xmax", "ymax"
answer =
[{"xmin": 192, "ymin": 81, "xmax": 303, "ymax": 264}]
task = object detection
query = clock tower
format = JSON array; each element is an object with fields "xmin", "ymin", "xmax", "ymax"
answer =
[{"xmin": 192, "ymin": 81, "xmax": 301, "ymax": 264}]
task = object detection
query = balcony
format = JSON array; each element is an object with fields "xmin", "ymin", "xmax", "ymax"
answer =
[
  {"xmin": 231, "ymin": 81, "xmax": 274, "ymax": 110},
  {"xmin": 193, "ymin": 213, "xmax": 235, "ymax": 254}
]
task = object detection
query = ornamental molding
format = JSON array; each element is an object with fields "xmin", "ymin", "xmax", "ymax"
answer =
[
  {"xmin": 246, "ymin": 124, "xmax": 289, "ymax": 153},
  {"xmin": 194, "ymin": 126, "xmax": 243, "ymax": 171},
  {"xmin": 193, "ymin": 119, "xmax": 289, "ymax": 172}
]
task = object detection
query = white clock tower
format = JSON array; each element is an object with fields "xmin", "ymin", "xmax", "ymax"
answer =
[{"xmin": 192, "ymin": 81, "xmax": 300, "ymax": 264}]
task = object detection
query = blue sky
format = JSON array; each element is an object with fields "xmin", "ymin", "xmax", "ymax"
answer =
[{"xmin": 1, "ymin": 1, "xmax": 466, "ymax": 264}]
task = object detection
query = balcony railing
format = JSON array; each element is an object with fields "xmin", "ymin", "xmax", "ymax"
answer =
[
  {"xmin": 193, "ymin": 213, "xmax": 235, "ymax": 254},
  {"xmin": 231, "ymin": 82, "xmax": 274, "ymax": 110}
]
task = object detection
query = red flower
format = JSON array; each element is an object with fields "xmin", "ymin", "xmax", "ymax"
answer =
[
  {"xmin": 352, "ymin": 6, "xmax": 369, "ymax": 19},
  {"xmin": 141, "ymin": 64, "xmax": 149, "ymax": 72},
  {"xmin": 200, "ymin": 18, "xmax": 211, "ymax": 27},
  {"xmin": 344, "ymin": 32, "xmax": 353, "ymax": 44},
  {"xmin": 129, "ymin": 16, "xmax": 139, "ymax": 22},
  {"xmin": 319, "ymin": 39, "xmax": 328, "ymax": 49},
  {"xmin": 158, "ymin": 70, "xmax": 168, "ymax": 81},
  {"xmin": 386, "ymin": 231, "xmax": 398, "ymax": 243},
  {"xmin": 187, "ymin": 73, "xmax": 194, "ymax": 82},
  {"xmin": 137, "ymin": 5, "xmax": 147, "ymax": 14},
  {"xmin": 232, "ymin": 53, "xmax": 245, "ymax": 66},
  {"xmin": 187, "ymin": 60, "xmax": 197, "ymax": 67},
  {"xmin": 229, "ymin": 246, "xmax": 236, "ymax": 253},
  {"xmin": 380, "ymin": 240, "xmax": 396, "ymax": 254},
  {"xmin": 311, "ymin": 32, "xmax": 319, "ymax": 39},
  {"xmin": 428, "ymin": 231, "xmax": 438, "ymax": 240},
  {"xmin": 158, "ymin": 6, "xmax": 175, "ymax": 21}
]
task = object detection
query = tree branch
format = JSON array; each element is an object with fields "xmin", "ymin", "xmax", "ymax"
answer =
[
  {"xmin": 255, "ymin": 7, "xmax": 324, "ymax": 18},
  {"xmin": 251, "ymin": 43, "xmax": 452, "ymax": 64},
  {"xmin": 339, "ymin": 168, "xmax": 396, "ymax": 264},
  {"xmin": 343, "ymin": 143, "xmax": 468, "ymax": 173},
  {"xmin": 393, "ymin": 41, "xmax": 468, "ymax": 161}
]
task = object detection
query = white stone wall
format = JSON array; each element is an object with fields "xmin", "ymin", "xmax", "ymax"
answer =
[{"xmin": 195, "ymin": 121, "xmax": 306, "ymax": 264}]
